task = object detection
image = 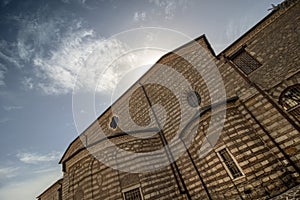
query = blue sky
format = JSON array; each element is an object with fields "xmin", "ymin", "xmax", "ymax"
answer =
[{"xmin": 0, "ymin": 0, "xmax": 282, "ymax": 199}]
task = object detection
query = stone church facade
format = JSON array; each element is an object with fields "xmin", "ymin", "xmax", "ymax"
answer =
[{"xmin": 38, "ymin": 0, "xmax": 300, "ymax": 199}]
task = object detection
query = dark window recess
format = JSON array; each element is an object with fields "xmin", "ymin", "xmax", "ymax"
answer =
[
  {"xmin": 110, "ymin": 116, "xmax": 119, "ymax": 129},
  {"xmin": 123, "ymin": 188, "xmax": 142, "ymax": 200},
  {"xmin": 231, "ymin": 49, "xmax": 261, "ymax": 75},
  {"xmin": 218, "ymin": 148, "xmax": 243, "ymax": 179},
  {"xmin": 58, "ymin": 187, "xmax": 62, "ymax": 200},
  {"xmin": 187, "ymin": 91, "xmax": 201, "ymax": 107},
  {"xmin": 279, "ymin": 84, "xmax": 300, "ymax": 122}
]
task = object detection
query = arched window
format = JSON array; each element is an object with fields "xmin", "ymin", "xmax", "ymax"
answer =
[
  {"xmin": 279, "ymin": 84, "xmax": 300, "ymax": 122},
  {"xmin": 186, "ymin": 91, "xmax": 201, "ymax": 107},
  {"xmin": 110, "ymin": 116, "xmax": 119, "ymax": 129}
]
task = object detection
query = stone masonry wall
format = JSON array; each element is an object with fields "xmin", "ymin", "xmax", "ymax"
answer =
[
  {"xmin": 58, "ymin": 1, "xmax": 300, "ymax": 200},
  {"xmin": 39, "ymin": 180, "xmax": 62, "ymax": 200}
]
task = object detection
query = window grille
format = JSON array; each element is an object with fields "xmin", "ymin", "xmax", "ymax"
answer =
[
  {"xmin": 123, "ymin": 188, "xmax": 143, "ymax": 200},
  {"xmin": 231, "ymin": 49, "xmax": 261, "ymax": 75},
  {"xmin": 217, "ymin": 148, "xmax": 243, "ymax": 179},
  {"xmin": 279, "ymin": 84, "xmax": 300, "ymax": 122}
]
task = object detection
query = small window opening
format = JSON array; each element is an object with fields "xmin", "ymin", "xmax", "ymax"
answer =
[
  {"xmin": 187, "ymin": 91, "xmax": 201, "ymax": 107},
  {"xmin": 110, "ymin": 116, "xmax": 119, "ymax": 129},
  {"xmin": 217, "ymin": 148, "xmax": 243, "ymax": 179},
  {"xmin": 123, "ymin": 187, "xmax": 143, "ymax": 200},
  {"xmin": 230, "ymin": 49, "xmax": 261, "ymax": 75}
]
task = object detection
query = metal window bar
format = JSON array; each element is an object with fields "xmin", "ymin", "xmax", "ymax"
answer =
[
  {"xmin": 280, "ymin": 85, "xmax": 300, "ymax": 122},
  {"xmin": 218, "ymin": 148, "xmax": 243, "ymax": 179},
  {"xmin": 232, "ymin": 51, "xmax": 261, "ymax": 75},
  {"xmin": 282, "ymin": 87, "xmax": 300, "ymax": 110},
  {"xmin": 123, "ymin": 188, "xmax": 142, "ymax": 200}
]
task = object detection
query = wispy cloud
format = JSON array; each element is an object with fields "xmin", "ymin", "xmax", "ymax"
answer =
[
  {"xmin": 60, "ymin": 0, "xmax": 101, "ymax": 9},
  {"xmin": 11, "ymin": 8, "xmax": 135, "ymax": 95},
  {"xmin": 32, "ymin": 28, "xmax": 132, "ymax": 95},
  {"xmin": 16, "ymin": 15, "xmax": 69, "ymax": 63},
  {"xmin": 133, "ymin": 11, "xmax": 147, "ymax": 22},
  {"xmin": 4, "ymin": 6, "xmax": 153, "ymax": 96},
  {"xmin": 33, "ymin": 167, "xmax": 59, "ymax": 174},
  {"xmin": 225, "ymin": 16, "xmax": 255, "ymax": 42},
  {"xmin": 3, "ymin": 105, "xmax": 23, "ymax": 111},
  {"xmin": 0, "ymin": 39, "xmax": 23, "ymax": 69},
  {"xmin": 0, "ymin": 166, "xmax": 19, "ymax": 179},
  {"xmin": 0, "ymin": 64, "xmax": 7, "ymax": 86},
  {"xmin": 22, "ymin": 77, "xmax": 34, "ymax": 90},
  {"xmin": 17, "ymin": 151, "xmax": 61, "ymax": 164},
  {"xmin": 0, "ymin": 168, "xmax": 61, "ymax": 200},
  {"xmin": 0, "ymin": 50, "xmax": 22, "ymax": 69},
  {"xmin": 149, "ymin": 0, "xmax": 188, "ymax": 20}
]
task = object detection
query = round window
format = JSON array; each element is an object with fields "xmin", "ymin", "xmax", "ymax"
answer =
[{"xmin": 187, "ymin": 91, "xmax": 201, "ymax": 107}]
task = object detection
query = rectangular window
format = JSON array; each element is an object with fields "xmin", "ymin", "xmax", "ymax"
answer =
[
  {"xmin": 230, "ymin": 49, "xmax": 261, "ymax": 75},
  {"xmin": 217, "ymin": 148, "xmax": 243, "ymax": 179},
  {"xmin": 123, "ymin": 187, "xmax": 143, "ymax": 200}
]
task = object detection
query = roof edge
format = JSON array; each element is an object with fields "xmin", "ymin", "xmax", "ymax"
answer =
[
  {"xmin": 217, "ymin": 0, "xmax": 298, "ymax": 57},
  {"xmin": 59, "ymin": 0, "xmax": 299, "ymax": 166},
  {"xmin": 59, "ymin": 34, "xmax": 215, "ymax": 165},
  {"xmin": 36, "ymin": 178, "xmax": 63, "ymax": 199}
]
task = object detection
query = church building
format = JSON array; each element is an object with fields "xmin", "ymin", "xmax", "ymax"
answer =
[{"xmin": 38, "ymin": 0, "xmax": 300, "ymax": 199}]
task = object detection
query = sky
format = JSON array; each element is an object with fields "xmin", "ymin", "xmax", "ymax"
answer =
[{"xmin": 0, "ymin": 0, "xmax": 283, "ymax": 199}]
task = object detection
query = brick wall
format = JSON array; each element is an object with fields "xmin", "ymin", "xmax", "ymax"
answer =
[
  {"xmin": 52, "ymin": 1, "xmax": 300, "ymax": 200},
  {"xmin": 38, "ymin": 179, "xmax": 62, "ymax": 200}
]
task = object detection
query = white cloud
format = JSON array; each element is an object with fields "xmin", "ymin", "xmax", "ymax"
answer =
[
  {"xmin": 0, "ymin": 51, "xmax": 22, "ymax": 69},
  {"xmin": 14, "ymin": 12, "xmax": 150, "ymax": 96},
  {"xmin": 3, "ymin": 105, "xmax": 23, "ymax": 111},
  {"xmin": 14, "ymin": 13, "xmax": 130, "ymax": 95},
  {"xmin": 34, "ymin": 33, "xmax": 130, "ymax": 95},
  {"xmin": 0, "ymin": 40, "xmax": 23, "ymax": 69},
  {"xmin": 30, "ymin": 23, "xmax": 134, "ymax": 95},
  {"xmin": 0, "ymin": 166, "xmax": 19, "ymax": 179},
  {"xmin": 0, "ymin": 64, "xmax": 7, "ymax": 86},
  {"xmin": 149, "ymin": 0, "xmax": 188, "ymax": 20},
  {"xmin": 22, "ymin": 77, "xmax": 34, "ymax": 90},
  {"xmin": 17, "ymin": 16, "xmax": 67, "ymax": 63},
  {"xmin": 60, "ymin": 0, "xmax": 101, "ymax": 9},
  {"xmin": 17, "ymin": 151, "xmax": 61, "ymax": 164},
  {"xmin": 133, "ymin": 11, "xmax": 147, "ymax": 22},
  {"xmin": 0, "ymin": 168, "xmax": 62, "ymax": 200}
]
